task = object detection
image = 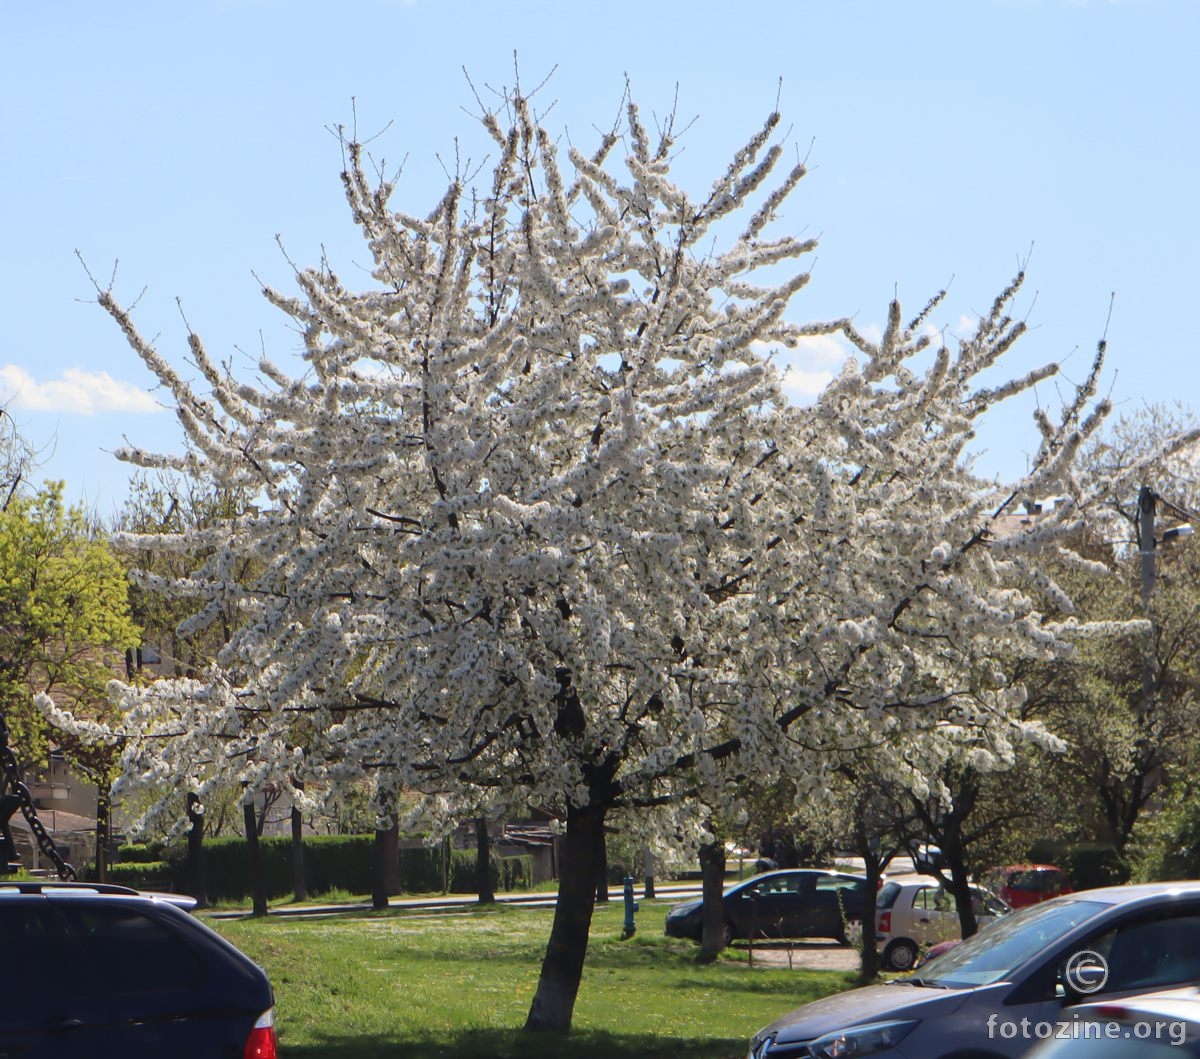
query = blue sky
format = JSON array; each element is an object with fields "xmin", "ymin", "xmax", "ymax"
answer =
[{"xmin": 2, "ymin": 0, "xmax": 1196, "ymax": 516}]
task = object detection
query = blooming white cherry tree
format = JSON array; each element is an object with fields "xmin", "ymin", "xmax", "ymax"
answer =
[{"xmin": 52, "ymin": 89, "xmax": 1195, "ymax": 1031}]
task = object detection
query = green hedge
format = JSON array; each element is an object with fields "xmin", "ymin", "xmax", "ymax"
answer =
[
  {"xmin": 116, "ymin": 842, "xmax": 167, "ymax": 864},
  {"xmin": 107, "ymin": 861, "xmax": 172, "ymax": 888},
  {"xmin": 136, "ymin": 835, "xmax": 534, "ymax": 902}
]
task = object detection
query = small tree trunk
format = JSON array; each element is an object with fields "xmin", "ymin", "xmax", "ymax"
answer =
[
  {"xmin": 945, "ymin": 839, "xmax": 978, "ymax": 939},
  {"xmin": 244, "ymin": 797, "xmax": 268, "ymax": 918},
  {"xmin": 372, "ymin": 822, "xmax": 399, "ymax": 910},
  {"xmin": 185, "ymin": 792, "xmax": 207, "ymax": 909},
  {"xmin": 290, "ymin": 805, "xmax": 307, "ymax": 902},
  {"xmin": 643, "ymin": 845, "xmax": 656, "ymax": 900},
  {"xmin": 475, "ymin": 817, "xmax": 495, "ymax": 904},
  {"xmin": 94, "ymin": 787, "xmax": 110, "ymax": 883},
  {"xmin": 525, "ymin": 800, "xmax": 606, "ymax": 1032},
  {"xmin": 855, "ymin": 847, "xmax": 883, "ymax": 983},
  {"xmin": 698, "ymin": 841, "xmax": 727, "ymax": 962}
]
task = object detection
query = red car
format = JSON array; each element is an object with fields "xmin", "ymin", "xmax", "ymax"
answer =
[{"xmin": 986, "ymin": 864, "xmax": 1071, "ymax": 908}]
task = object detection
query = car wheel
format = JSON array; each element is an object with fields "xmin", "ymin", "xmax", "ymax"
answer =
[
  {"xmin": 837, "ymin": 917, "xmax": 863, "ymax": 947},
  {"xmin": 884, "ymin": 938, "xmax": 919, "ymax": 971}
]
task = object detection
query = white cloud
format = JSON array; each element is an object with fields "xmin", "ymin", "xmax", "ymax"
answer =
[
  {"xmin": 0, "ymin": 366, "xmax": 163, "ymax": 415},
  {"xmin": 770, "ymin": 332, "xmax": 851, "ymax": 404}
]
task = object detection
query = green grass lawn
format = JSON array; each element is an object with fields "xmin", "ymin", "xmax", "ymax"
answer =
[{"xmin": 211, "ymin": 897, "xmax": 853, "ymax": 1059}]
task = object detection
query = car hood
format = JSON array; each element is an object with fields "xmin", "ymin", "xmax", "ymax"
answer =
[{"xmin": 757, "ymin": 981, "xmax": 970, "ymax": 1045}]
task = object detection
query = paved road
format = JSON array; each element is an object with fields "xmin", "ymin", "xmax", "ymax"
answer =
[{"xmin": 204, "ymin": 882, "xmax": 704, "ymax": 920}]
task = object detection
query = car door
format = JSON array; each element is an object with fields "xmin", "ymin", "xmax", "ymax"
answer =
[
  {"xmin": 0, "ymin": 901, "xmax": 111, "ymax": 1059},
  {"xmin": 999, "ymin": 903, "xmax": 1200, "ymax": 1044},
  {"xmin": 911, "ymin": 885, "xmax": 959, "ymax": 946},
  {"xmin": 52, "ymin": 902, "xmax": 224, "ymax": 1059},
  {"xmin": 811, "ymin": 874, "xmax": 864, "ymax": 939},
  {"xmin": 734, "ymin": 874, "xmax": 814, "ymax": 939}
]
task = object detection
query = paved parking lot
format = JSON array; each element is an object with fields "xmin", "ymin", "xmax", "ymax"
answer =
[{"xmin": 730, "ymin": 941, "xmax": 860, "ymax": 971}]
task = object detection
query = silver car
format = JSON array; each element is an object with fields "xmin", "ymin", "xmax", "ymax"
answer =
[
  {"xmin": 747, "ymin": 882, "xmax": 1200, "ymax": 1059},
  {"xmin": 876, "ymin": 875, "xmax": 1010, "ymax": 971}
]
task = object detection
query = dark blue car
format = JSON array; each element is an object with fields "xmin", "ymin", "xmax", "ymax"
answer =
[
  {"xmin": 665, "ymin": 868, "xmax": 869, "ymax": 944},
  {"xmin": 0, "ymin": 882, "xmax": 277, "ymax": 1058}
]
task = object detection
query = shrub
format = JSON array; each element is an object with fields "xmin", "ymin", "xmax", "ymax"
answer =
[
  {"xmin": 108, "ymin": 860, "xmax": 171, "ymax": 888},
  {"xmin": 156, "ymin": 833, "xmax": 536, "ymax": 901},
  {"xmin": 116, "ymin": 842, "xmax": 167, "ymax": 864}
]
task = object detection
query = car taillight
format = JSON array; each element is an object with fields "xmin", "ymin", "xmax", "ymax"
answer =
[
  {"xmin": 879, "ymin": 912, "xmax": 891, "ymax": 932},
  {"xmin": 245, "ymin": 1008, "xmax": 278, "ymax": 1059}
]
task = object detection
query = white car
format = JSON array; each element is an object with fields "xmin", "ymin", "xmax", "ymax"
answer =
[{"xmin": 875, "ymin": 875, "xmax": 1009, "ymax": 971}]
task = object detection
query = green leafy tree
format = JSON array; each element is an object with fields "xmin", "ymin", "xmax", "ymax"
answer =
[{"xmin": 0, "ymin": 483, "xmax": 139, "ymax": 769}]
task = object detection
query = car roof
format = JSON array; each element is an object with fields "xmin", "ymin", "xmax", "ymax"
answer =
[
  {"xmin": 0, "ymin": 880, "xmax": 197, "ymax": 911},
  {"xmin": 884, "ymin": 874, "xmax": 993, "ymax": 891},
  {"xmin": 1055, "ymin": 881, "xmax": 1200, "ymax": 905}
]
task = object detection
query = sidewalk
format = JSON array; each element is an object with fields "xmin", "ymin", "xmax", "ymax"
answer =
[{"xmin": 203, "ymin": 882, "xmax": 703, "ymax": 920}]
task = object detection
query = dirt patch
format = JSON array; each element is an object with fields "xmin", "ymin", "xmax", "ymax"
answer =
[{"xmin": 727, "ymin": 941, "xmax": 860, "ymax": 971}]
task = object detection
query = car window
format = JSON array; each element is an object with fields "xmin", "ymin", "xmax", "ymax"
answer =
[
  {"xmin": 914, "ymin": 887, "xmax": 953, "ymax": 912},
  {"xmin": 916, "ymin": 899, "xmax": 1108, "ymax": 987},
  {"xmin": 973, "ymin": 890, "xmax": 1009, "ymax": 917},
  {"xmin": 1089, "ymin": 915, "xmax": 1200, "ymax": 993},
  {"xmin": 750, "ymin": 875, "xmax": 807, "ymax": 896},
  {"xmin": 0, "ymin": 904, "xmax": 97, "ymax": 1002},
  {"xmin": 814, "ymin": 876, "xmax": 859, "ymax": 893},
  {"xmin": 56, "ymin": 905, "xmax": 204, "ymax": 994},
  {"xmin": 877, "ymin": 881, "xmax": 901, "ymax": 910}
]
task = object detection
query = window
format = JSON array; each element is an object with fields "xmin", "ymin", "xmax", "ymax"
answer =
[
  {"xmin": 56, "ymin": 906, "xmax": 203, "ymax": 994},
  {"xmin": 0, "ymin": 904, "xmax": 96, "ymax": 1003},
  {"xmin": 915, "ymin": 887, "xmax": 952, "ymax": 912},
  {"xmin": 814, "ymin": 876, "xmax": 858, "ymax": 893},
  {"xmin": 1093, "ymin": 914, "xmax": 1200, "ymax": 993},
  {"xmin": 877, "ymin": 882, "xmax": 901, "ymax": 910}
]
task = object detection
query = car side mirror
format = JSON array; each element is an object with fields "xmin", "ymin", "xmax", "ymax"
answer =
[{"xmin": 1057, "ymin": 957, "xmax": 1108, "ymax": 1004}]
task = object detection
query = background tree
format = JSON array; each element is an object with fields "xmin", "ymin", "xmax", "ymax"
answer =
[
  {"xmin": 0, "ymin": 484, "xmax": 138, "ymax": 767},
  {"xmin": 62, "ymin": 87, "xmax": 1196, "ymax": 1036}
]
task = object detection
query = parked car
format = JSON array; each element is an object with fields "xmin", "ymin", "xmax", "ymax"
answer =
[
  {"xmin": 746, "ymin": 881, "xmax": 1200, "ymax": 1059},
  {"xmin": 1026, "ymin": 986, "xmax": 1200, "ymax": 1057},
  {"xmin": 0, "ymin": 880, "xmax": 277, "ymax": 1059},
  {"xmin": 875, "ymin": 876, "xmax": 1010, "ymax": 971},
  {"xmin": 986, "ymin": 863, "xmax": 1072, "ymax": 908},
  {"xmin": 665, "ymin": 868, "xmax": 869, "ymax": 944}
]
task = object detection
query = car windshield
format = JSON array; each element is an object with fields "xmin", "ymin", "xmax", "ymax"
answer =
[{"xmin": 912, "ymin": 898, "xmax": 1108, "ymax": 987}]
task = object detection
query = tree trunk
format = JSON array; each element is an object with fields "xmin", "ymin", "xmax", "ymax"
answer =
[
  {"xmin": 475, "ymin": 816, "xmax": 495, "ymax": 905},
  {"xmin": 94, "ymin": 787, "xmax": 110, "ymax": 883},
  {"xmin": 643, "ymin": 845, "xmax": 656, "ymax": 900},
  {"xmin": 525, "ymin": 800, "xmax": 606, "ymax": 1032},
  {"xmin": 290, "ymin": 805, "xmax": 307, "ymax": 902},
  {"xmin": 243, "ymin": 798, "xmax": 268, "ymax": 918},
  {"xmin": 185, "ymin": 792, "xmax": 208, "ymax": 909},
  {"xmin": 372, "ymin": 821, "xmax": 400, "ymax": 910},
  {"xmin": 852, "ymin": 825, "xmax": 886, "ymax": 983},
  {"xmin": 942, "ymin": 828, "xmax": 978, "ymax": 939},
  {"xmin": 698, "ymin": 841, "xmax": 727, "ymax": 962}
]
